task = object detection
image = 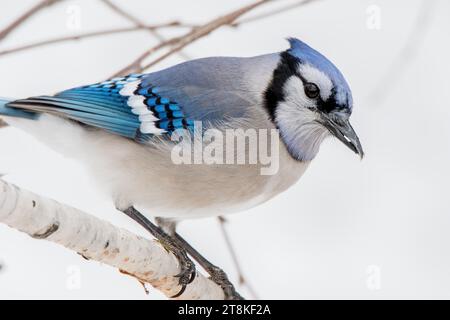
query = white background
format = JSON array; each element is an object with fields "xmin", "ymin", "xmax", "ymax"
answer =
[{"xmin": 0, "ymin": 0, "xmax": 449, "ymax": 299}]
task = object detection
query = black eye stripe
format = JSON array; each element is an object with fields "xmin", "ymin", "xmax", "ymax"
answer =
[
  {"xmin": 264, "ymin": 51, "xmax": 348, "ymax": 120},
  {"xmin": 263, "ymin": 51, "xmax": 299, "ymax": 121}
]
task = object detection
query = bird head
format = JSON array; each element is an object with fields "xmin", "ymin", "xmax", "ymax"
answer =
[{"xmin": 264, "ymin": 38, "xmax": 363, "ymax": 161}]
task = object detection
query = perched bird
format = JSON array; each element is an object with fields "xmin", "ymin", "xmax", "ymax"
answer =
[{"xmin": 0, "ymin": 38, "xmax": 363, "ymax": 299}]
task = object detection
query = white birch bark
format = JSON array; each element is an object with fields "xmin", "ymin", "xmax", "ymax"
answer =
[{"xmin": 0, "ymin": 179, "xmax": 224, "ymax": 300}]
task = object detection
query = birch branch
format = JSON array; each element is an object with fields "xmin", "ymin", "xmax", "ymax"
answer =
[{"xmin": 0, "ymin": 179, "xmax": 224, "ymax": 300}]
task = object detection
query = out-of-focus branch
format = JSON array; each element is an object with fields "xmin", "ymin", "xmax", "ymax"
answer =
[
  {"xmin": 218, "ymin": 217, "xmax": 259, "ymax": 299},
  {"xmin": 141, "ymin": 0, "xmax": 274, "ymax": 71},
  {"xmin": 0, "ymin": 0, "xmax": 64, "ymax": 129},
  {"xmin": 0, "ymin": 0, "xmax": 62, "ymax": 41},
  {"xmin": 0, "ymin": 22, "xmax": 194, "ymax": 57},
  {"xmin": 100, "ymin": 0, "xmax": 191, "ymax": 61},
  {"xmin": 100, "ymin": 0, "xmax": 146, "ymax": 28},
  {"xmin": 112, "ymin": 0, "xmax": 273, "ymax": 77},
  {"xmin": 0, "ymin": 179, "xmax": 225, "ymax": 300},
  {"xmin": 232, "ymin": 0, "xmax": 321, "ymax": 27}
]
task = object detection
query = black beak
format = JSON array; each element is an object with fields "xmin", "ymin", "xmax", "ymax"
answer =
[{"xmin": 318, "ymin": 114, "xmax": 364, "ymax": 159}]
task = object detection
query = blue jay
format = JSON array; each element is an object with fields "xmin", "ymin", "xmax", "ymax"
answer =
[{"xmin": 0, "ymin": 38, "xmax": 363, "ymax": 299}]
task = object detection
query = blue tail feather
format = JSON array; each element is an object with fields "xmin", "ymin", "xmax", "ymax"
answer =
[{"xmin": 0, "ymin": 98, "xmax": 37, "ymax": 120}]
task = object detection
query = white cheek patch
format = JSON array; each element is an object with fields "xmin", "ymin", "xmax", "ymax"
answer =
[
  {"xmin": 275, "ymin": 96, "xmax": 328, "ymax": 161},
  {"xmin": 282, "ymin": 76, "xmax": 315, "ymax": 109},
  {"xmin": 297, "ymin": 64, "xmax": 333, "ymax": 101},
  {"xmin": 278, "ymin": 76, "xmax": 329, "ymax": 161}
]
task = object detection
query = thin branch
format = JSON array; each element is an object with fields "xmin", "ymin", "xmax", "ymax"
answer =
[
  {"xmin": 0, "ymin": 0, "xmax": 63, "ymax": 129},
  {"xmin": 100, "ymin": 0, "xmax": 191, "ymax": 61},
  {"xmin": 0, "ymin": 22, "xmax": 194, "ymax": 57},
  {"xmin": 101, "ymin": 0, "xmax": 146, "ymax": 28},
  {"xmin": 0, "ymin": 179, "xmax": 225, "ymax": 299},
  {"xmin": 0, "ymin": 0, "xmax": 62, "ymax": 41},
  {"xmin": 218, "ymin": 217, "xmax": 259, "ymax": 299},
  {"xmin": 112, "ymin": 0, "xmax": 273, "ymax": 77},
  {"xmin": 232, "ymin": 0, "xmax": 321, "ymax": 27},
  {"xmin": 141, "ymin": 0, "xmax": 273, "ymax": 71},
  {"xmin": 111, "ymin": 39, "xmax": 174, "ymax": 76}
]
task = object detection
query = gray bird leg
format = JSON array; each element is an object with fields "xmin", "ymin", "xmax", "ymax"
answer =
[
  {"xmin": 122, "ymin": 208, "xmax": 242, "ymax": 300},
  {"xmin": 155, "ymin": 217, "xmax": 243, "ymax": 300},
  {"xmin": 122, "ymin": 207, "xmax": 196, "ymax": 298}
]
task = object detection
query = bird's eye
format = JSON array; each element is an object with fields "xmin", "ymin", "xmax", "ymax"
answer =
[{"xmin": 304, "ymin": 83, "xmax": 320, "ymax": 99}]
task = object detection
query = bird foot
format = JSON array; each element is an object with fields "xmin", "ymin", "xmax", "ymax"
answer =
[
  {"xmin": 121, "ymin": 207, "xmax": 196, "ymax": 298},
  {"xmin": 121, "ymin": 208, "xmax": 241, "ymax": 299},
  {"xmin": 155, "ymin": 233, "xmax": 197, "ymax": 298},
  {"xmin": 207, "ymin": 265, "xmax": 243, "ymax": 300}
]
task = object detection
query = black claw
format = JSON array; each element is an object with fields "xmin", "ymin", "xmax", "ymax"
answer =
[
  {"xmin": 188, "ymin": 270, "xmax": 197, "ymax": 283},
  {"xmin": 170, "ymin": 284, "xmax": 187, "ymax": 298},
  {"xmin": 174, "ymin": 260, "xmax": 196, "ymax": 287}
]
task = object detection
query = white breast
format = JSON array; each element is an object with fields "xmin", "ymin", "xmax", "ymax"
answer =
[{"xmin": 5, "ymin": 114, "xmax": 309, "ymax": 219}]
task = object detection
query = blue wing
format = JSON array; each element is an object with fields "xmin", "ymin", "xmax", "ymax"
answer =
[
  {"xmin": 7, "ymin": 73, "xmax": 195, "ymax": 142},
  {"xmin": 7, "ymin": 56, "xmax": 262, "ymax": 143}
]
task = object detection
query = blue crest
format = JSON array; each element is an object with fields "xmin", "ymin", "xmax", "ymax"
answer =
[{"xmin": 287, "ymin": 38, "xmax": 352, "ymax": 109}]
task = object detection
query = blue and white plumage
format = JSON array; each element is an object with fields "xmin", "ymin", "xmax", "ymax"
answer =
[{"xmin": 0, "ymin": 38, "xmax": 363, "ymax": 220}]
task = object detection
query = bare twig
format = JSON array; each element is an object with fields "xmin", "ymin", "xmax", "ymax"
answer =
[
  {"xmin": 100, "ymin": 0, "xmax": 191, "ymax": 61},
  {"xmin": 218, "ymin": 217, "xmax": 259, "ymax": 299},
  {"xmin": 141, "ymin": 0, "xmax": 273, "ymax": 71},
  {"xmin": 232, "ymin": 0, "xmax": 321, "ymax": 27},
  {"xmin": 101, "ymin": 0, "xmax": 146, "ymax": 28},
  {"xmin": 0, "ymin": 22, "xmax": 194, "ymax": 57},
  {"xmin": 0, "ymin": 0, "xmax": 62, "ymax": 41},
  {"xmin": 0, "ymin": 179, "xmax": 225, "ymax": 299},
  {"xmin": 112, "ymin": 0, "xmax": 273, "ymax": 77},
  {"xmin": 0, "ymin": 0, "xmax": 63, "ymax": 129},
  {"xmin": 111, "ymin": 39, "xmax": 174, "ymax": 76}
]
